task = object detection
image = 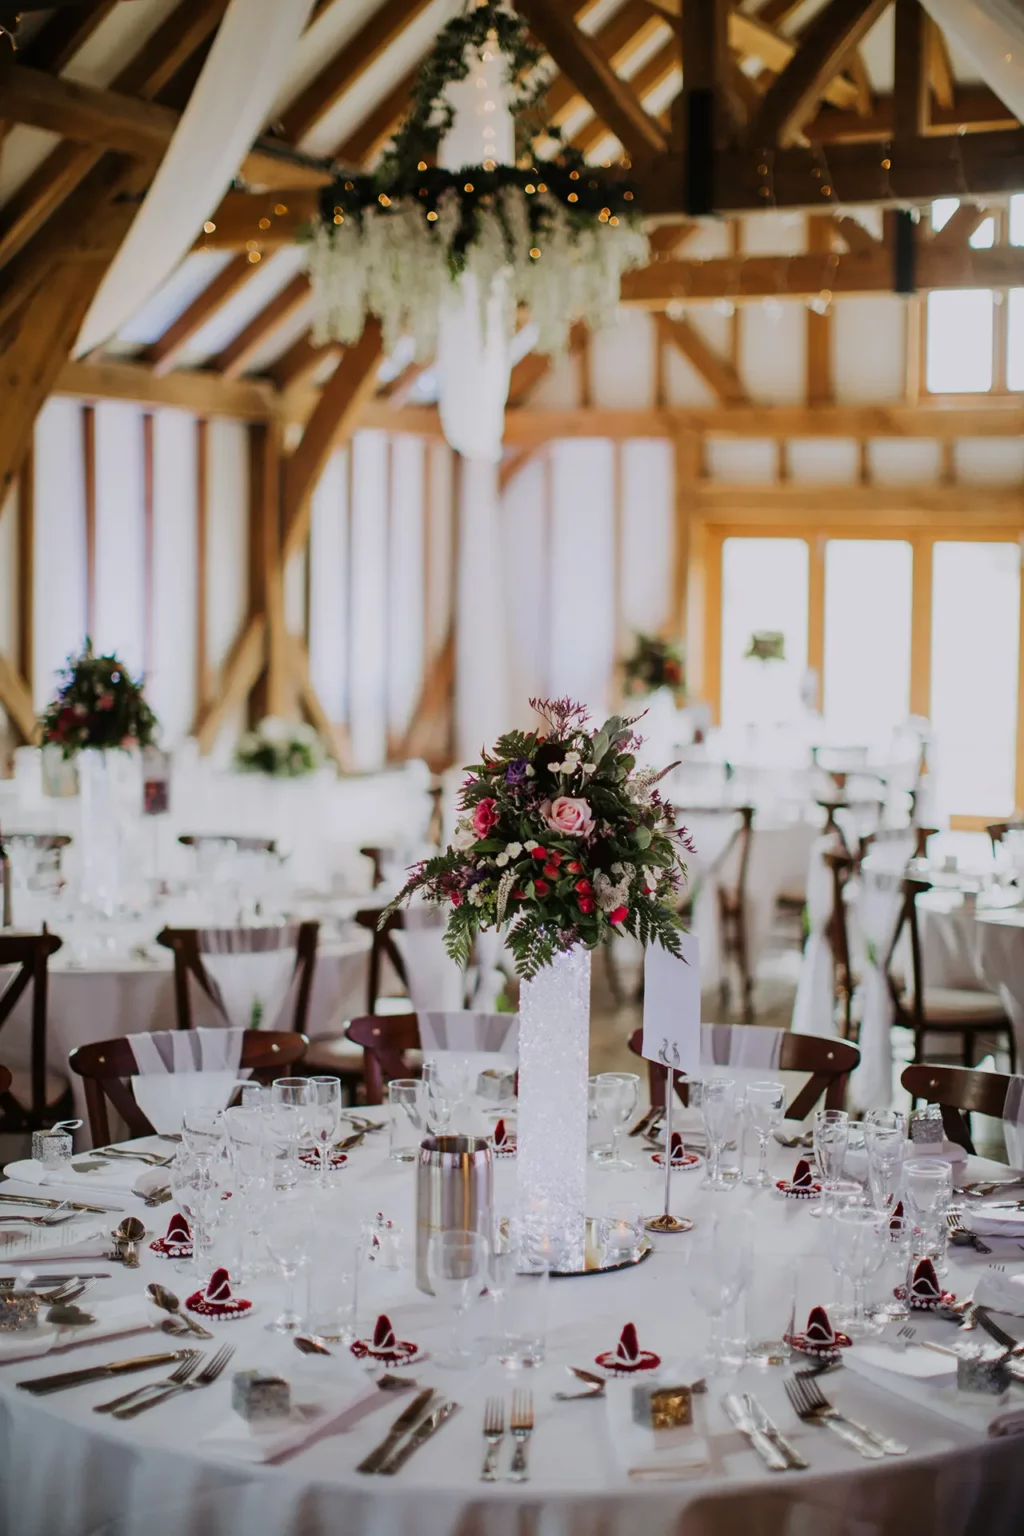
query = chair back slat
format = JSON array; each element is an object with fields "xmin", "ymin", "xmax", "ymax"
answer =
[
  {"xmin": 178, "ymin": 835, "xmax": 277, "ymax": 855},
  {"xmin": 156, "ymin": 922, "xmax": 319, "ymax": 1034},
  {"xmin": 69, "ymin": 1030, "xmax": 308, "ymax": 1145},
  {"xmin": 0, "ymin": 1062, "xmax": 11, "ymax": 1098},
  {"xmin": 900, "ymin": 1063, "xmax": 1012, "ymax": 1154},
  {"xmin": 346, "ymin": 1013, "xmax": 420, "ymax": 1104},
  {"xmin": 627, "ymin": 1027, "xmax": 858, "ymax": 1119},
  {"xmin": 0, "ymin": 931, "xmax": 63, "ymax": 1130},
  {"xmin": 355, "ymin": 909, "xmax": 408, "ymax": 1014}
]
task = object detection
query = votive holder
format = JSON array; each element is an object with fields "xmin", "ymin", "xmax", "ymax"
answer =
[
  {"xmin": 0, "ymin": 1293, "xmax": 41, "ymax": 1331},
  {"xmin": 32, "ymin": 1128, "xmax": 74, "ymax": 1169}
]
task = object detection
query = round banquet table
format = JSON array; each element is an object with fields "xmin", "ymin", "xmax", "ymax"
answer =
[
  {"xmin": 0, "ymin": 1124, "xmax": 1021, "ymax": 1536},
  {"xmin": 975, "ymin": 908, "xmax": 1024, "ymax": 1060}
]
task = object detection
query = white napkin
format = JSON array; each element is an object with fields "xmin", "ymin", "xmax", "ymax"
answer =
[
  {"xmin": 0, "ymin": 1295, "xmax": 158, "ymax": 1364},
  {"xmin": 961, "ymin": 1207, "xmax": 1024, "ymax": 1239},
  {"xmin": 603, "ymin": 1381, "xmax": 709, "ymax": 1480},
  {"xmin": 205, "ymin": 1375, "xmax": 381, "ymax": 1464},
  {"xmin": 844, "ymin": 1350, "xmax": 1002, "ymax": 1435},
  {"xmin": 973, "ymin": 1266, "xmax": 1024, "ymax": 1316},
  {"xmin": 0, "ymin": 1219, "xmax": 110, "ymax": 1264},
  {"xmin": 843, "ymin": 1138, "xmax": 966, "ymax": 1181},
  {"xmin": 3, "ymin": 1158, "xmax": 166, "ymax": 1202},
  {"xmin": 849, "ymin": 1341, "xmax": 957, "ymax": 1383}
]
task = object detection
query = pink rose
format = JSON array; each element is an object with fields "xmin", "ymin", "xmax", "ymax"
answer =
[
  {"xmin": 541, "ymin": 796, "xmax": 594, "ymax": 839},
  {"xmin": 472, "ymin": 798, "xmax": 499, "ymax": 838}
]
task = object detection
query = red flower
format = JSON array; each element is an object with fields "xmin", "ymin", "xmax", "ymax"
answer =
[
  {"xmin": 574, "ymin": 878, "xmax": 592, "ymax": 895},
  {"xmin": 609, "ymin": 906, "xmax": 628, "ymax": 926},
  {"xmin": 566, "ymin": 860, "xmax": 582, "ymax": 874},
  {"xmin": 472, "ymin": 798, "xmax": 499, "ymax": 838},
  {"xmin": 96, "ymin": 692, "xmax": 115, "ymax": 711},
  {"xmin": 531, "ymin": 847, "xmax": 548, "ymax": 861},
  {"xmin": 512, "ymin": 888, "xmax": 526, "ymax": 900},
  {"xmin": 533, "ymin": 879, "xmax": 550, "ymax": 897},
  {"xmin": 578, "ymin": 896, "xmax": 595, "ymax": 915},
  {"xmin": 543, "ymin": 865, "xmax": 559, "ymax": 879},
  {"xmin": 450, "ymin": 892, "xmax": 462, "ymax": 907},
  {"xmin": 546, "ymin": 850, "xmax": 563, "ymax": 868}
]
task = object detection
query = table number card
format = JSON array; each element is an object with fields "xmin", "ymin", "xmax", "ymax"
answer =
[{"xmin": 642, "ymin": 933, "xmax": 701, "ymax": 1073}]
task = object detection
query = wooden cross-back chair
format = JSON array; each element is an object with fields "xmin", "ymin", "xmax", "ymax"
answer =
[
  {"xmin": 986, "ymin": 820, "xmax": 1024, "ymax": 854},
  {"xmin": 679, "ymin": 805, "xmax": 755, "ymax": 1021},
  {"xmin": 901, "ymin": 1063, "xmax": 1013, "ymax": 1154},
  {"xmin": 626, "ymin": 1026, "xmax": 859, "ymax": 1120},
  {"xmin": 887, "ymin": 878, "xmax": 1016, "ymax": 1071},
  {"xmin": 355, "ymin": 908, "xmax": 409, "ymax": 1014},
  {"xmin": 155, "ymin": 922, "xmax": 319, "ymax": 1034},
  {"xmin": 4, "ymin": 833, "xmax": 71, "ymax": 853},
  {"xmin": 0, "ymin": 1064, "xmax": 11, "ymax": 1098},
  {"xmin": 178, "ymin": 835, "xmax": 277, "ymax": 855},
  {"xmin": 345, "ymin": 1012, "xmax": 420, "ymax": 1105},
  {"xmin": 0, "ymin": 930, "xmax": 69, "ymax": 1132},
  {"xmin": 69, "ymin": 1030, "xmax": 308, "ymax": 1146}
]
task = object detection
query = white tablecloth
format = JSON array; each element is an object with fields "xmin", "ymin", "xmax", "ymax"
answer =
[
  {"xmin": 976, "ymin": 909, "xmax": 1024, "ymax": 1060},
  {"xmin": 0, "ymin": 1124, "xmax": 1020, "ymax": 1536}
]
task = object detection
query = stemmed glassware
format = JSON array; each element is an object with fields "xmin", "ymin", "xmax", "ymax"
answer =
[
  {"xmin": 865, "ymin": 1111, "xmax": 907, "ymax": 1214},
  {"xmin": 700, "ymin": 1077, "xmax": 738, "ymax": 1192},
  {"xmin": 593, "ymin": 1072, "xmax": 640, "ymax": 1171},
  {"xmin": 811, "ymin": 1108, "xmax": 850, "ymax": 1218},
  {"xmin": 169, "ymin": 1150, "xmax": 223, "ymax": 1278},
  {"xmin": 268, "ymin": 1078, "xmax": 313, "ymax": 1184},
  {"xmin": 223, "ymin": 1106, "xmax": 270, "ymax": 1280},
  {"xmin": 422, "ymin": 1061, "xmax": 456, "ymax": 1135},
  {"xmin": 181, "ymin": 1107, "xmax": 225, "ymax": 1166},
  {"xmin": 687, "ymin": 1217, "xmax": 753, "ymax": 1373},
  {"xmin": 904, "ymin": 1157, "xmax": 954, "ymax": 1268},
  {"xmin": 426, "ymin": 1228, "xmax": 488, "ymax": 1368},
  {"xmin": 265, "ymin": 1189, "xmax": 313, "ymax": 1333},
  {"xmin": 744, "ymin": 1081, "xmax": 786, "ymax": 1187},
  {"xmin": 833, "ymin": 1207, "xmax": 887, "ymax": 1337},
  {"xmin": 308, "ymin": 1077, "xmax": 343, "ymax": 1186}
]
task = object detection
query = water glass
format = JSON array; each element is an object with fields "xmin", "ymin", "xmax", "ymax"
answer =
[
  {"xmin": 593, "ymin": 1072, "xmax": 640, "ymax": 1171},
  {"xmin": 308, "ymin": 1076, "xmax": 343, "ymax": 1185},
  {"xmin": 269, "ymin": 1077, "xmax": 313, "ymax": 1182},
  {"xmin": 426, "ymin": 1229, "xmax": 488, "ymax": 1369},
  {"xmin": 169, "ymin": 1151, "xmax": 223, "ymax": 1278},
  {"xmin": 305, "ymin": 1194, "xmax": 357, "ymax": 1342},
  {"xmin": 588, "ymin": 1075, "xmax": 617, "ymax": 1162},
  {"xmin": 745, "ymin": 1255, "xmax": 796, "ymax": 1364},
  {"xmin": 265, "ymin": 1189, "xmax": 313, "ymax": 1333},
  {"xmin": 599, "ymin": 1200, "xmax": 645, "ymax": 1264},
  {"xmin": 865, "ymin": 1122, "xmax": 906, "ymax": 1213},
  {"xmin": 388, "ymin": 1079, "xmax": 424, "ymax": 1163},
  {"xmin": 687, "ymin": 1217, "xmax": 753, "ymax": 1373},
  {"xmin": 484, "ymin": 1218, "xmax": 549, "ymax": 1369},
  {"xmin": 181, "ymin": 1106, "xmax": 225, "ymax": 1163},
  {"xmin": 700, "ymin": 1077, "xmax": 738, "ymax": 1192},
  {"xmin": 811, "ymin": 1108, "xmax": 850, "ymax": 1218},
  {"xmin": 422, "ymin": 1060, "xmax": 456, "ymax": 1135},
  {"xmin": 904, "ymin": 1157, "xmax": 954, "ymax": 1265},
  {"xmin": 833, "ymin": 1207, "xmax": 887, "ymax": 1336},
  {"xmin": 744, "ymin": 1081, "xmax": 785, "ymax": 1188},
  {"xmin": 870, "ymin": 1215, "xmax": 914, "ymax": 1322}
]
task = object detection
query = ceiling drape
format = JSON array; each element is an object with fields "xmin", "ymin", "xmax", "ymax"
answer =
[{"xmin": 919, "ymin": 0, "xmax": 1024, "ymax": 123}]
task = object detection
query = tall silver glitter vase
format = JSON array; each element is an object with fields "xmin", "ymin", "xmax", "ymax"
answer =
[{"xmin": 415, "ymin": 1135, "xmax": 493, "ymax": 1295}]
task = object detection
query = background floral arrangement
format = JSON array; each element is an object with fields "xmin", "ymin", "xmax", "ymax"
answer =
[
  {"xmin": 234, "ymin": 718, "xmax": 324, "ymax": 779},
  {"xmin": 39, "ymin": 640, "xmax": 158, "ymax": 758},
  {"xmin": 385, "ymin": 698, "xmax": 691, "ymax": 979},
  {"xmin": 623, "ymin": 632, "xmax": 686, "ymax": 705},
  {"xmin": 305, "ymin": 1, "xmax": 648, "ymax": 359},
  {"xmin": 746, "ymin": 631, "xmax": 786, "ymax": 661}
]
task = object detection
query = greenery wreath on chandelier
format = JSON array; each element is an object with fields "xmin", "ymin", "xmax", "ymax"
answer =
[{"xmin": 305, "ymin": 1, "xmax": 649, "ymax": 360}]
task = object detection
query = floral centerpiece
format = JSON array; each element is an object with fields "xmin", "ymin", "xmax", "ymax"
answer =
[
  {"xmin": 235, "ymin": 718, "xmax": 324, "ymax": 779},
  {"xmin": 39, "ymin": 640, "xmax": 158, "ymax": 758},
  {"xmin": 622, "ymin": 632, "xmax": 686, "ymax": 706}
]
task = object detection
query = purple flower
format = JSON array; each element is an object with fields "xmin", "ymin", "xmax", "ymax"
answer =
[{"xmin": 505, "ymin": 759, "xmax": 529, "ymax": 786}]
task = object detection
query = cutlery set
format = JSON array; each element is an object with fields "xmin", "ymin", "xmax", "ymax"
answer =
[
  {"xmin": 357, "ymin": 1387, "xmax": 461, "ymax": 1476},
  {"xmin": 784, "ymin": 1375, "xmax": 908, "ymax": 1460},
  {"xmin": 478, "ymin": 1392, "xmax": 533, "ymax": 1482},
  {"xmin": 724, "ymin": 1394, "xmax": 807, "ymax": 1471}
]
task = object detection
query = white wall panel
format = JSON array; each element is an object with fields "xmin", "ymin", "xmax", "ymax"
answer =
[
  {"xmin": 832, "ymin": 296, "xmax": 905, "ymax": 400},
  {"xmin": 150, "ymin": 409, "xmax": 196, "ymax": 746},
  {"xmin": 740, "ymin": 211, "xmax": 805, "ymax": 256},
  {"xmin": 663, "ymin": 343, "xmax": 717, "ymax": 406},
  {"xmin": 867, "ymin": 439, "xmax": 942, "ymax": 483},
  {"xmin": 204, "ymin": 419, "xmax": 249, "ymax": 676},
  {"xmin": 348, "ymin": 431, "xmax": 389, "ymax": 768},
  {"xmin": 426, "ymin": 443, "xmax": 453, "ymax": 656},
  {"xmin": 33, "ymin": 397, "xmax": 87, "ymax": 708},
  {"xmin": 620, "ymin": 439, "xmax": 672, "ymax": 636},
  {"xmin": 954, "ymin": 439, "xmax": 1024, "ymax": 483},
  {"xmin": 388, "ymin": 435, "xmax": 425, "ymax": 737},
  {"xmin": 502, "ymin": 453, "xmax": 548, "ymax": 715},
  {"xmin": 548, "ymin": 440, "xmax": 615, "ymax": 716},
  {"xmin": 0, "ymin": 488, "xmax": 18, "ymax": 662},
  {"xmin": 94, "ymin": 400, "xmax": 146, "ymax": 676},
  {"xmin": 705, "ymin": 438, "xmax": 777, "ymax": 482},
  {"xmin": 308, "ymin": 448, "xmax": 349, "ymax": 723},
  {"xmin": 787, "ymin": 439, "xmax": 859, "ymax": 482},
  {"xmin": 591, "ymin": 309, "xmax": 655, "ymax": 408},
  {"xmin": 741, "ymin": 304, "xmax": 806, "ymax": 403}
]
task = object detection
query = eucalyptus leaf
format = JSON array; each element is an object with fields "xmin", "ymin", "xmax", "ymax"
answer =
[{"xmin": 634, "ymin": 826, "xmax": 653, "ymax": 850}]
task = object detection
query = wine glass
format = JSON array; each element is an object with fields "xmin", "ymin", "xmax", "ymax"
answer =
[
  {"xmin": 687, "ymin": 1218, "xmax": 753, "ymax": 1373},
  {"xmin": 422, "ymin": 1061, "xmax": 456, "ymax": 1135},
  {"xmin": 181, "ymin": 1106, "xmax": 225, "ymax": 1165},
  {"xmin": 833, "ymin": 1207, "xmax": 887, "ymax": 1337},
  {"xmin": 269, "ymin": 1077, "xmax": 313, "ymax": 1183},
  {"xmin": 865, "ymin": 1121, "xmax": 906, "ymax": 1214},
  {"xmin": 426, "ymin": 1228, "xmax": 487, "ymax": 1368},
  {"xmin": 811, "ymin": 1108, "xmax": 849, "ymax": 1218},
  {"xmin": 594, "ymin": 1072, "xmax": 640, "ymax": 1171},
  {"xmin": 223, "ymin": 1107, "xmax": 270, "ymax": 1280},
  {"xmin": 700, "ymin": 1077, "xmax": 738, "ymax": 1192},
  {"xmin": 308, "ymin": 1076, "xmax": 343, "ymax": 1186},
  {"xmin": 264, "ymin": 1190, "xmax": 313, "ymax": 1333},
  {"xmin": 904, "ymin": 1157, "xmax": 954, "ymax": 1267},
  {"xmin": 169, "ymin": 1150, "xmax": 222, "ymax": 1278},
  {"xmin": 744, "ymin": 1080, "xmax": 785, "ymax": 1187},
  {"xmin": 588, "ymin": 1075, "xmax": 617, "ymax": 1163}
]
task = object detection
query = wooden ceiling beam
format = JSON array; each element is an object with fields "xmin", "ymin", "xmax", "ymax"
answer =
[
  {"xmin": 893, "ymin": 0, "xmax": 929, "ymax": 142},
  {"xmin": 926, "ymin": 17, "xmax": 955, "ymax": 112},
  {"xmin": 544, "ymin": 0, "xmax": 668, "ymax": 126},
  {"xmin": 803, "ymin": 84, "xmax": 1018, "ymax": 141},
  {"xmin": 267, "ymin": 333, "xmax": 340, "ymax": 392},
  {"xmin": 211, "ymin": 274, "xmax": 310, "ymax": 379},
  {"xmin": 657, "ymin": 313, "xmax": 748, "ymax": 405},
  {"xmin": 141, "ymin": 254, "xmax": 257, "ymax": 375},
  {"xmin": 745, "ymin": 0, "xmax": 891, "ymax": 146},
  {"xmin": 571, "ymin": 38, "xmax": 678, "ymax": 154},
  {"xmin": 56, "ymin": 357, "xmax": 276, "ymax": 418},
  {"xmin": 515, "ymin": 0, "xmax": 668, "ymax": 168},
  {"xmin": 17, "ymin": 0, "xmax": 118, "ymax": 74}
]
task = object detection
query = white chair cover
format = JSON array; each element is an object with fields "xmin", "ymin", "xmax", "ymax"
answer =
[
  {"xmin": 130, "ymin": 1027, "xmax": 247, "ymax": 1135},
  {"xmin": 849, "ymin": 868, "xmax": 906, "ymax": 1110},
  {"xmin": 700, "ymin": 1024, "xmax": 783, "ymax": 1070},
  {"xmin": 790, "ymin": 835, "xmax": 841, "ymax": 1039},
  {"xmin": 1003, "ymin": 1076, "xmax": 1024, "ymax": 1169},
  {"xmin": 393, "ymin": 906, "xmax": 466, "ymax": 1010},
  {"xmin": 418, "ymin": 1009, "xmax": 518, "ymax": 1083},
  {"xmin": 681, "ymin": 811, "xmax": 744, "ymax": 991},
  {"xmin": 196, "ymin": 926, "xmax": 299, "ymax": 1031}
]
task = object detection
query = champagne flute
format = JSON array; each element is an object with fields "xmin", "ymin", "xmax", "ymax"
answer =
[
  {"xmin": 811, "ymin": 1108, "xmax": 849, "ymax": 1219},
  {"xmin": 744, "ymin": 1080, "xmax": 785, "ymax": 1187},
  {"xmin": 265, "ymin": 1190, "xmax": 313, "ymax": 1333},
  {"xmin": 269, "ymin": 1077, "xmax": 313, "ymax": 1183},
  {"xmin": 700, "ymin": 1077, "xmax": 737, "ymax": 1192},
  {"xmin": 308, "ymin": 1076, "xmax": 343, "ymax": 1186}
]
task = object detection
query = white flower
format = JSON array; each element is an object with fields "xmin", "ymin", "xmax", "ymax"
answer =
[
  {"xmin": 505, "ymin": 842, "xmax": 523, "ymax": 859},
  {"xmin": 552, "ymin": 750, "xmax": 582, "ymax": 774},
  {"xmin": 526, "ymin": 765, "xmax": 535, "ymax": 777},
  {"xmin": 495, "ymin": 853, "xmax": 509, "ymax": 868},
  {"xmin": 582, "ymin": 762, "xmax": 597, "ymax": 775},
  {"xmin": 452, "ymin": 822, "xmax": 476, "ymax": 851},
  {"xmin": 524, "ymin": 840, "xmax": 538, "ymax": 852},
  {"xmin": 257, "ymin": 716, "xmax": 289, "ymax": 744}
]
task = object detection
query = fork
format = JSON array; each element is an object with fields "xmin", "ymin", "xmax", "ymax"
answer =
[
  {"xmin": 946, "ymin": 1212, "xmax": 992, "ymax": 1253},
  {"xmin": 480, "ymin": 1397, "xmax": 505, "ymax": 1481},
  {"xmin": 785, "ymin": 1375, "xmax": 908, "ymax": 1458},
  {"xmin": 507, "ymin": 1390, "xmax": 533, "ymax": 1482},
  {"xmin": 112, "ymin": 1343, "xmax": 235, "ymax": 1418},
  {"xmin": 93, "ymin": 1350, "xmax": 201, "ymax": 1414}
]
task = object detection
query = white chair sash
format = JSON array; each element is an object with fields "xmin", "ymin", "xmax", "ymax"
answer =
[
  {"xmin": 681, "ymin": 811, "xmax": 744, "ymax": 991},
  {"xmin": 1004, "ymin": 1076, "xmax": 1024, "ymax": 1170},
  {"xmin": 130, "ymin": 1027, "xmax": 247, "ymax": 1135},
  {"xmin": 394, "ymin": 906, "xmax": 467, "ymax": 1010},
  {"xmin": 790, "ymin": 835, "xmax": 841, "ymax": 1039},
  {"xmin": 196, "ymin": 925, "xmax": 299, "ymax": 1031},
  {"xmin": 418, "ymin": 1009, "xmax": 518, "ymax": 1083},
  {"xmin": 849, "ymin": 869, "xmax": 906, "ymax": 1110},
  {"xmin": 700, "ymin": 1024, "xmax": 783, "ymax": 1070}
]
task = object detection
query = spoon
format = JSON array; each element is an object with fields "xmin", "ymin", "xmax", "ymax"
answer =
[
  {"xmin": 294, "ymin": 1334, "xmax": 333, "ymax": 1356},
  {"xmin": 113, "ymin": 1216, "xmax": 146, "ymax": 1269},
  {"xmin": 147, "ymin": 1282, "xmax": 213, "ymax": 1338},
  {"xmin": 47, "ymin": 1303, "xmax": 97, "ymax": 1327},
  {"xmin": 144, "ymin": 1187, "xmax": 173, "ymax": 1208}
]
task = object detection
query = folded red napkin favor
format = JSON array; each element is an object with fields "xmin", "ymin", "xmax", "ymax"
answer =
[
  {"xmin": 788, "ymin": 1305, "xmax": 851, "ymax": 1360},
  {"xmin": 652, "ymin": 1131, "xmax": 700, "ymax": 1170},
  {"xmin": 595, "ymin": 1322, "xmax": 661, "ymax": 1374},
  {"xmin": 350, "ymin": 1313, "xmax": 419, "ymax": 1365},
  {"xmin": 889, "ymin": 1200, "xmax": 905, "ymax": 1229},
  {"xmin": 186, "ymin": 1268, "xmax": 252, "ymax": 1320},
  {"xmin": 908, "ymin": 1258, "xmax": 955, "ymax": 1311},
  {"xmin": 299, "ymin": 1148, "xmax": 350, "ymax": 1171},
  {"xmin": 150, "ymin": 1212, "xmax": 192, "ymax": 1259},
  {"xmin": 491, "ymin": 1118, "xmax": 516, "ymax": 1157},
  {"xmin": 775, "ymin": 1158, "xmax": 822, "ymax": 1199}
]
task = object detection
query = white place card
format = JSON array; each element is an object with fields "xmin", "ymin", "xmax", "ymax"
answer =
[{"xmin": 642, "ymin": 933, "xmax": 701, "ymax": 1073}]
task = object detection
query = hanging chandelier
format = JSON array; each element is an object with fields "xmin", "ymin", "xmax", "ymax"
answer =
[{"xmin": 304, "ymin": 1, "xmax": 648, "ymax": 462}]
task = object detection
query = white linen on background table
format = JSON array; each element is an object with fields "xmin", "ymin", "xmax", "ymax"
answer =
[
  {"xmin": 0, "ymin": 1127, "xmax": 1022, "ymax": 1536},
  {"xmin": 975, "ymin": 910, "xmax": 1024, "ymax": 1063}
]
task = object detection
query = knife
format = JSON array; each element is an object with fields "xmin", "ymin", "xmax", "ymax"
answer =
[
  {"xmin": 356, "ymin": 1388, "xmax": 435, "ymax": 1474},
  {"xmin": 723, "ymin": 1395, "xmax": 788, "ymax": 1471},
  {"xmin": 0, "ymin": 1274, "xmax": 112, "ymax": 1288},
  {"xmin": 378, "ymin": 1400, "xmax": 460, "ymax": 1475},
  {"xmin": 973, "ymin": 1306, "xmax": 1024, "ymax": 1355},
  {"xmin": 744, "ymin": 1393, "xmax": 808, "ymax": 1470},
  {"xmin": 0, "ymin": 1193, "xmax": 119, "ymax": 1215},
  {"xmin": 17, "ymin": 1351, "xmax": 188, "ymax": 1395}
]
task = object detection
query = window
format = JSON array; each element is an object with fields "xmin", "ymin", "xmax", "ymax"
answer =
[
  {"xmin": 1010, "ymin": 194, "xmax": 1024, "ymax": 247},
  {"xmin": 930, "ymin": 543, "xmax": 1020, "ymax": 818},
  {"xmin": 823, "ymin": 541, "xmax": 912, "ymax": 749},
  {"xmin": 926, "ymin": 290, "xmax": 994, "ymax": 393},
  {"xmin": 720, "ymin": 538, "xmax": 808, "ymax": 736},
  {"xmin": 1008, "ymin": 289, "xmax": 1024, "ymax": 390}
]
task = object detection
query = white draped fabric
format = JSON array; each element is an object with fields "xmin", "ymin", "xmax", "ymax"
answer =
[
  {"xmin": 196, "ymin": 927, "xmax": 299, "ymax": 1032},
  {"xmin": 699, "ymin": 1023, "xmax": 783, "ymax": 1069},
  {"xmin": 393, "ymin": 911, "xmax": 466, "ymax": 1011},
  {"xmin": 849, "ymin": 868, "xmax": 905, "ymax": 1110},
  {"xmin": 920, "ymin": 0, "xmax": 1024, "ymax": 124},
  {"xmin": 130, "ymin": 1027, "xmax": 246, "ymax": 1135},
  {"xmin": 455, "ymin": 457, "xmax": 512, "ymax": 758},
  {"xmin": 1004, "ymin": 1075, "xmax": 1024, "ymax": 1169},
  {"xmin": 790, "ymin": 834, "xmax": 841, "ymax": 1038},
  {"xmin": 75, "ymin": 0, "xmax": 316, "ymax": 356}
]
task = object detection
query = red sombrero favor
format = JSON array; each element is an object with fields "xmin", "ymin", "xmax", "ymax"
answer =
[
  {"xmin": 908, "ymin": 1258, "xmax": 955, "ymax": 1312},
  {"xmin": 775, "ymin": 1158, "xmax": 822, "ymax": 1200},
  {"xmin": 652, "ymin": 1132, "xmax": 701, "ymax": 1171},
  {"xmin": 185, "ymin": 1267, "xmax": 252, "ymax": 1321},
  {"xmin": 788, "ymin": 1306, "xmax": 851, "ymax": 1361},
  {"xmin": 490, "ymin": 1118, "xmax": 517, "ymax": 1157},
  {"xmin": 595, "ymin": 1322, "xmax": 661, "ymax": 1375},
  {"xmin": 299, "ymin": 1148, "xmax": 350, "ymax": 1171},
  {"xmin": 350, "ymin": 1313, "xmax": 419, "ymax": 1366},
  {"xmin": 150, "ymin": 1212, "xmax": 193, "ymax": 1259}
]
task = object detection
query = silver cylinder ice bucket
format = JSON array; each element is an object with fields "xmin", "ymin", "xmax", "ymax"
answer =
[{"xmin": 415, "ymin": 1135, "xmax": 493, "ymax": 1295}]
